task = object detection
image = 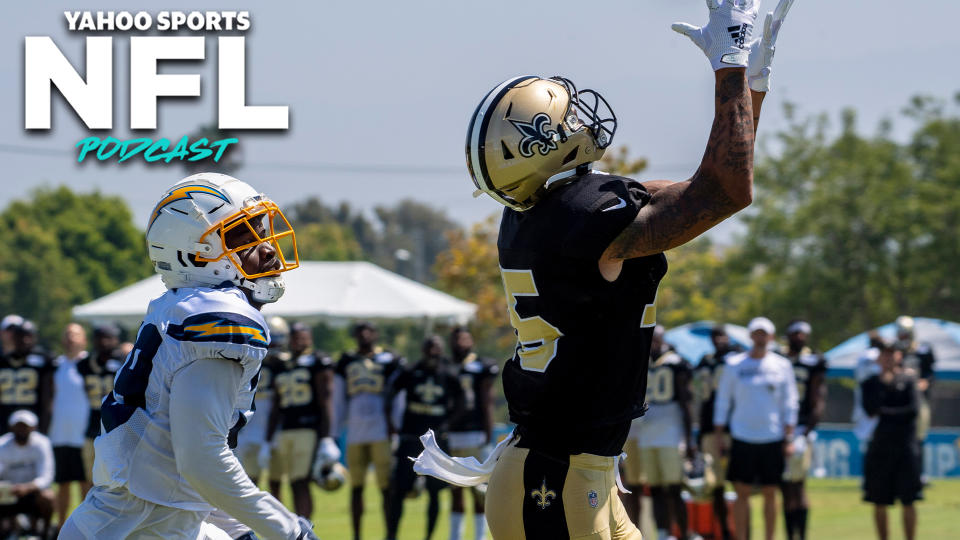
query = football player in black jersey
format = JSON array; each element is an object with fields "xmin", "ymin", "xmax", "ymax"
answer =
[
  {"xmin": 694, "ymin": 324, "xmax": 743, "ymax": 540},
  {"xmin": 384, "ymin": 336, "xmax": 464, "ymax": 540},
  {"xmin": 447, "ymin": 326, "xmax": 498, "ymax": 540},
  {"xmin": 455, "ymin": 0, "xmax": 798, "ymax": 536},
  {"xmin": 780, "ymin": 320, "xmax": 826, "ymax": 540},
  {"xmin": 634, "ymin": 327, "xmax": 697, "ymax": 540},
  {"xmin": 266, "ymin": 322, "xmax": 335, "ymax": 519},
  {"xmin": 893, "ymin": 316, "xmax": 935, "ymax": 443},
  {"xmin": 335, "ymin": 321, "xmax": 404, "ymax": 540},
  {"xmin": 0, "ymin": 320, "xmax": 53, "ymax": 434},
  {"xmin": 76, "ymin": 325, "xmax": 124, "ymax": 485}
]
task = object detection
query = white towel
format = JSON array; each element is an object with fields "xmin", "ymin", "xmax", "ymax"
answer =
[{"xmin": 411, "ymin": 429, "xmax": 517, "ymax": 487}]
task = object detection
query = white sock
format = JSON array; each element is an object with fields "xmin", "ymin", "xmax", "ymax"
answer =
[
  {"xmin": 473, "ymin": 513, "xmax": 486, "ymax": 540},
  {"xmin": 450, "ymin": 512, "xmax": 464, "ymax": 540}
]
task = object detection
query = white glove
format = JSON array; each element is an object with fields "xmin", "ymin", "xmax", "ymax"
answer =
[
  {"xmin": 746, "ymin": 0, "xmax": 795, "ymax": 91},
  {"xmin": 311, "ymin": 437, "xmax": 341, "ymax": 480},
  {"xmin": 672, "ymin": 0, "xmax": 761, "ymax": 71},
  {"xmin": 257, "ymin": 442, "xmax": 272, "ymax": 473}
]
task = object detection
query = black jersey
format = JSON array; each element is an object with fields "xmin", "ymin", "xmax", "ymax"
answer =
[
  {"xmin": 497, "ymin": 172, "xmax": 667, "ymax": 456},
  {"xmin": 862, "ymin": 372, "xmax": 918, "ymax": 446},
  {"xmin": 335, "ymin": 349, "xmax": 404, "ymax": 399},
  {"xmin": 694, "ymin": 344, "xmax": 743, "ymax": 433},
  {"xmin": 786, "ymin": 346, "xmax": 827, "ymax": 428},
  {"xmin": 449, "ymin": 352, "xmax": 499, "ymax": 433},
  {"xmin": 272, "ymin": 352, "xmax": 333, "ymax": 431},
  {"xmin": 76, "ymin": 350, "xmax": 124, "ymax": 439},
  {"xmin": 900, "ymin": 342, "xmax": 935, "ymax": 398},
  {"xmin": 0, "ymin": 347, "xmax": 52, "ymax": 433},
  {"xmin": 646, "ymin": 349, "xmax": 692, "ymax": 406},
  {"xmin": 390, "ymin": 361, "xmax": 462, "ymax": 436}
]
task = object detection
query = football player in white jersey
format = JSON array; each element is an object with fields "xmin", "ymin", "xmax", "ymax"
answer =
[{"xmin": 61, "ymin": 174, "xmax": 318, "ymax": 540}]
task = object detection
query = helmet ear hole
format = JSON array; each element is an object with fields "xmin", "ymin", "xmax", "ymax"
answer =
[
  {"xmin": 183, "ymin": 252, "xmax": 209, "ymax": 268},
  {"xmin": 561, "ymin": 146, "xmax": 579, "ymax": 165},
  {"xmin": 500, "ymin": 140, "xmax": 515, "ymax": 160}
]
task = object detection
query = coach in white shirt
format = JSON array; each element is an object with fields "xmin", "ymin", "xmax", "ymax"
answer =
[
  {"xmin": 0, "ymin": 410, "xmax": 54, "ymax": 537},
  {"xmin": 714, "ymin": 317, "xmax": 799, "ymax": 540}
]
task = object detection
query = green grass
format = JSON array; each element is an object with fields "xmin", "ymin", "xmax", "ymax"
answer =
[
  {"xmin": 299, "ymin": 477, "xmax": 960, "ymax": 540},
  {"xmin": 60, "ymin": 476, "xmax": 960, "ymax": 539}
]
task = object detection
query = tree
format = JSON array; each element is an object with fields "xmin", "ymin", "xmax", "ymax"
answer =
[
  {"xmin": 0, "ymin": 187, "xmax": 152, "ymax": 344},
  {"xmin": 735, "ymin": 95, "xmax": 960, "ymax": 348},
  {"xmin": 433, "ymin": 215, "xmax": 514, "ymax": 357}
]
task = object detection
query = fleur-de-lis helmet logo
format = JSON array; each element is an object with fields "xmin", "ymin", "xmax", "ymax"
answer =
[{"xmin": 510, "ymin": 113, "xmax": 558, "ymax": 158}]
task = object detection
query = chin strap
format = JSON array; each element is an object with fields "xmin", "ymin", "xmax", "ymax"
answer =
[{"xmin": 240, "ymin": 275, "xmax": 286, "ymax": 303}]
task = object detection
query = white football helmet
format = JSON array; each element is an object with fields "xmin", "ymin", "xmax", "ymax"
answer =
[{"xmin": 145, "ymin": 173, "xmax": 299, "ymax": 303}]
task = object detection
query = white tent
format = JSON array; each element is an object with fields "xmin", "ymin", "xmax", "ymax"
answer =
[{"xmin": 72, "ymin": 261, "xmax": 476, "ymax": 327}]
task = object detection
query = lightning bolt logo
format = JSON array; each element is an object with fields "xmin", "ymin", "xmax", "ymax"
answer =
[
  {"xmin": 183, "ymin": 321, "xmax": 268, "ymax": 345},
  {"xmin": 147, "ymin": 185, "xmax": 231, "ymax": 231}
]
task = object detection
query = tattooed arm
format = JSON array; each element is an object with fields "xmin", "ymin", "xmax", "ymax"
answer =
[{"xmin": 603, "ymin": 69, "xmax": 755, "ymax": 261}]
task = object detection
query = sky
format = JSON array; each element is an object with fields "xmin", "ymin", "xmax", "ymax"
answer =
[{"xmin": 3, "ymin": 0, "xmax": 960, "ymax": 231}]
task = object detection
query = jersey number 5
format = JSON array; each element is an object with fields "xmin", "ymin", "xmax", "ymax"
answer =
[{"xmin": 500, "ymin": 268, "xmax": 563, "ymax": 373}]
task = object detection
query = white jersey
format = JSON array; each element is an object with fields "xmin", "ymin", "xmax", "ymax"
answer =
[
  {"xmin": 49, "ymin": 352, "xmax": 90, "ymax": 447},
  {"xmin": 714, "ymin": 351, "xmax": 799, "ymax": 444},
  {"xmin": 93, "ymin": 286, "xmax": 265, "ymax": 510},
  {"xmin": 0, "ymin": 431, "xmax": 54, "ymax": 489}
]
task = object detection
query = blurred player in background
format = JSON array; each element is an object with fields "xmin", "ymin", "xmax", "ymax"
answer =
[
  {"xmin": 0, "ymin": 320, "xmax": 53, "ymax": 434},
  {"xmin": 447, "ymin": 326, "xmax": 498, "ymax": 540},
  {"xmin": 266, "ymin": 321, "xmax": 336, "ymax": 519},
  {"xmin": 694, "ymin": 324, "xmax": 743, "ymax": 540},
  {"xmin": 0, "ymin": 316, "xmax": 24, "ymax": 358},
  {"xmin": 384, "ymin": 336, "xmax": 464, "ymax": 540},
  {"xmin": 77, "ymin": 325, "xmax": 124, "ymax": 482},
  {"xmin": 49, "ymin": 323, "xmax": 90, "ymax": 526},
  {"xmin": 714, "ymin": 317, "xmax": 798, "ymax": 540},
  {"xmin": 0, "ymin": 410, "xmax": 54, "ymax": 537},
  {"xmin": 61, "ymin": 173, "xmax": 315, "ymax": 539},
  {"xmin": 236, "ymin": 316, "xmax": 288, "ymax": 483},
  {"xmin": 861, "ymin": 341, "xmax": 922, "ymax": 540},
  {"xmin": 780, "ymin": 320, "xmax": 826, "ymax": 540},
  {"xmin": 335, "ymin": 321, "xmax": 404, "ymax": 540},
  {"xmin": 636, "ymin": 326, "xmax": 698, "ymax": 540},
  {"xmin": 893, "ymin": 317, "xmax": 935, "ymax": 454}
]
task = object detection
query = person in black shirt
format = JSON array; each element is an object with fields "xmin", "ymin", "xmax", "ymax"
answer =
[
  {"xmin": 265, "ymin": 322, "xmax": 335, "ymax": 520},
  {"xmin": 0, "ymin": 321, "xmax": 53, "ymax": 434},
  {"xmin": 446, "ymin": 326, "xmax": 498, "ymax": 540},
  {"xmin": 862, "ymin": 341, "xmax": 922, "ymax": 540},
  {"xmin": 76, "ymin": 324, "xmax": 124, "ymax": 481},
  {"xmin": 384, "ymin": 336, "xmax": 463, "ymax": 540},
  {"xmin": 693, "ymin": 323, "xmax": 743, "ymax": 540},
  {"xmin": 780, "ymin": 320, "xmax": 827, "ymax": 540}
]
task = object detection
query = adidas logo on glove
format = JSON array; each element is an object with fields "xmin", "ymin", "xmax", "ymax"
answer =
[{"xmin": 727, "ymin": 24, "xmax": 752, "ymax": 48}]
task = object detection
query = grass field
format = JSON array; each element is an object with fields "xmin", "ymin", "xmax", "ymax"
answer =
[
  {"xmin": 58, "ymin": 477, "xmax": 959, "ymax": 538},
  {"xmin": 290, "ymin": 477, "xmax": 960, "ymax": 540}
]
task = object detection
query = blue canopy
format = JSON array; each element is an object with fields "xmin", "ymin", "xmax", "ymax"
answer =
[
  {"xmin": 824, "ymin": 317, "xmax": 960, "ymax": 380},
  {"xmin": 664, "ymin": 321, "xmax": 752, "ymax": 365}
]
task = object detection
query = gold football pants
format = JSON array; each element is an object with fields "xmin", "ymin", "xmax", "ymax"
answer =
[{"xmin": 486, "ymin": 445, "xmax": 642, "ymax": 540}]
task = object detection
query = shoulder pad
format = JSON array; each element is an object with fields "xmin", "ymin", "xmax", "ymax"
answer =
[
  {"xmin": 656, "ymin": 351, "xmax": 683, "ymax": 366},
  {"xmin": 798, "ymin": 353, "xmax": 823, "ymax": 367},
  {"xmin": 167, "ymin": 311, "xmax": 269, "ymax": 349},
  {"xmin": 463, "ymin": 361, "xmax": 484, "ymax": 374},
  {"xmin": 916, "ymin": 344, "xmax": 932, "ymax": 354}
]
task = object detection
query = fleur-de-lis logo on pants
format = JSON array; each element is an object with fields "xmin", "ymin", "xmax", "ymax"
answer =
[
  {"xmin": 510, "ymin": 113, "xmax": 558, "ymax": 157},
  {"xmin": 530, "ymin": 478, "xmax": 556, "ymax": 510}
]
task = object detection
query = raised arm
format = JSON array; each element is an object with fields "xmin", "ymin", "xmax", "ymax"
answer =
[{"xmin": 607, "ymin": 0, "xmax": 794, "ymax": 260}]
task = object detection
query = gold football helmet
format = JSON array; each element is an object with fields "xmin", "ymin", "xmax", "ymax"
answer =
[{"xmin": 466, "ymin": 76, "xmax": 616, "ymax": 211}]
